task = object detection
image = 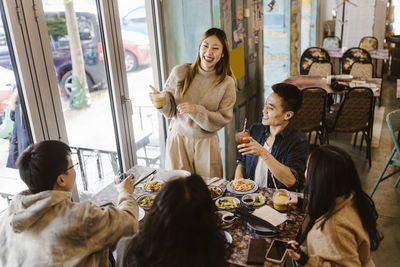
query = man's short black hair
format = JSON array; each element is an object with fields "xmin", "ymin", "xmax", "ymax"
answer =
[
  {"xmin": 271, "ymin": 83, "xmax": 302, "ymax": 115},
  {"xmin": 16, "ymin": 140, "xmax": 71, "ymax": 194}
]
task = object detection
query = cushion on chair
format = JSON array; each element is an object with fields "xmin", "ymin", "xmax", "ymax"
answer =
[
  {"xmin": 308, "ymin": 62, "xmax": 332, "ymax": 76},
  {"xmin": 350, "ymin": 62, "xmax": 373, "ymax": 78}
]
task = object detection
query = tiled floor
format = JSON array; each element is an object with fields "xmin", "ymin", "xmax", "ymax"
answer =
[{"xmin": 328, "ymin": 77, "xmax": 400, "ymax": 266}]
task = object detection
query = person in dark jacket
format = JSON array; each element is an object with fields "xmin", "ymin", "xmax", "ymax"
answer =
[{"xmin": 235, "ymin": 83, "xmax": 308, "ymax": 191}]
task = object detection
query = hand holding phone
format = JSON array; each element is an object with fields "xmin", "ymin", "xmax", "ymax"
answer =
[
  {"xmin": 265, "ymin": 239, "xmax": 288, "ymax": 264},
  {"xmin": 286, "ymin": 240, "xmax": 301, "ymax": 261}
]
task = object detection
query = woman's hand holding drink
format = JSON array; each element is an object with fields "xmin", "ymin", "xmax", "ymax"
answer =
[{"xmin": 149, "ymin": 85, "xmax": 166, "ymax": 109}]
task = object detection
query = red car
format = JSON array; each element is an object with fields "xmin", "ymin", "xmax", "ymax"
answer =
[{"xmin": 121, "ymin": 30, "xmax": 150, "ymax": 72}]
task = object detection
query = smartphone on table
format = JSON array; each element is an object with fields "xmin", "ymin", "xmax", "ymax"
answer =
[{"xmin": 265, "ymin": 239, "xmax": 288, "ymax": 264}]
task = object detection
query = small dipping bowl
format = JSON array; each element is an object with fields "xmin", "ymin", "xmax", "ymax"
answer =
[
  {"xmin": 216, "ymin": 211, "xmax": 235, "ymax": 229},
  {"xmin": 241, "ymin": 194, "xmax": 255, "ymax": 206}
]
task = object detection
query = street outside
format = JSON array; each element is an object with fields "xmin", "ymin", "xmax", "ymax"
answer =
[{"xmin": 0, "ymin": 64, "xmax": 162, "ymax": 201}]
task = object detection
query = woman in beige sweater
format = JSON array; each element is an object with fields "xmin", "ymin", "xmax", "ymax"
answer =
[
  {"xmin": 150, "ymin": 28, "xmax": 236, "ymax": 178},
  {"xmin": 288, "ymin": 145, "xmax": 383, "ymax": 266}
]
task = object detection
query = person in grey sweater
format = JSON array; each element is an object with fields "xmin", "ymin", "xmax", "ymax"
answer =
[
  {"xmin": 0, "ymin": 140, "xmax": 139, "ymax": 266},
  {"xmin": 150, "ymin": 28, "xmax": 236, "ymax": 178}
]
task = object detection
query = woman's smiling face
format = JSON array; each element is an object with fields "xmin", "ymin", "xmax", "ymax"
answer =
[{"xmin": 199, "ymin": 35, "xmax": 224, "ymax": 72}]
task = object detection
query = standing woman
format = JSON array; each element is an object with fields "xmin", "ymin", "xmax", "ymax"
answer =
[
  {"xmin": 288, "ymin": 145, "xmax": 383, "ymax": 266},
  {"xmin": 150, "ymin": 28, "xmax": 236, "ymax": 178}
]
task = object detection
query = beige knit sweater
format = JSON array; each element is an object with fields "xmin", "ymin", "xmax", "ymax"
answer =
[
  {"xmin": 305, "ymin": 194, "xmax": 371, "ymax": 267},
  {"xmin": 160, "ymin": 64, "xmax": 236, "ymax": 138}
]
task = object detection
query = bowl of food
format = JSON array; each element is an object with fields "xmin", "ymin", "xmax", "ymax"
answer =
[
  {"xmin": 136, "ymin": 194, "xmax": 156, "ymax": 210},
  {"xmin": 216, "ymin": 211, "xmax": 235, "ymax": 229},
  {"xmin": 215, "ymin": 196, "xmax": 240, "ymax": 210},
  {"xmin": 144, "ymin": 180, "xmax": 164, "ymax": 192},
  {"xmin": 208, "ymin": 186, "xmax": 223, "ymax": 200},
  {"xmin": 241, "ymin": 193, "xmax": 266, "ymax": 207}
]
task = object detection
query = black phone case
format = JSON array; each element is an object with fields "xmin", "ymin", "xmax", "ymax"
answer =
[{"xmin": 246, "ymin": 238, "xmax": 267, "ymax": 265}]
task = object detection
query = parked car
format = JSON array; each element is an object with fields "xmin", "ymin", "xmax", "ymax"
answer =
[
  {"xmin": 0, "ymin": 10, "xmax": 150, "ymax": 99},
  {"xmin": 120, "ymin": 5, "xmax": 148, "ymax": 35},
  {"xmin": 122, "ymin": 30, "xmax": 150, "ymax": 72}
]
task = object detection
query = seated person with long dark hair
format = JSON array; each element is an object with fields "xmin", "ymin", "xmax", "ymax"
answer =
[
  {"xmin": 0, "ymin": 140, "xmax": 139, "ymax": 266},
  {"xmin": 235, "ymin": 83, "xmax": 308, "ymax": 191},
  {"xmin": 288, "ymin": 145, "xmax": 383, "ymax": 266},
  {"xmin": 116, "ymin": 174, "xmax": 227, "ymax": 267}
]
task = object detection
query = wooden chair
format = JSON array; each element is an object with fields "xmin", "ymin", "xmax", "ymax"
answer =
[
  {"xmin": 292, "ymin": 87, "xmax": 327, "ymax": 144},
  {"xmin": 323, "ymin": 36, "xmax": 341, "ymax": 48},
  {"xmin": 349, "ymin": 62, "xmax": 374, "ymax": 78},
  {"xmin": 308, "ymin": 62, "xmax": 332, "ymax": 76},
  {"xmin": 370, "ymin": 109, "xmax": 400, "ymax": 197},
  {"xmin": 342, "ymin": 47, "xmax": 372, "ymax": 75},
  {"xmin": 300, "ymin": 47, "xmax": 331, "ymax": 75},
  {"xmin": 325, "ymin": 87, "xmax": 375, "ymax": 166},
  {"xmin": 359, "ymin": 36, "xmax": 378, "ymax": 51}
]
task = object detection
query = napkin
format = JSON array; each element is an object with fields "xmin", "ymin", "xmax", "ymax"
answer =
[
  {"xmin": 252, "ymin": 205, "xmax": 287, "ymax": 226},
  {"xmin": 212, "ymin": 178, "xmax": 226, "ymax": 187}
]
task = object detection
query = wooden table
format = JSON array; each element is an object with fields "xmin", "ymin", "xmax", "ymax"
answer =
[{"xmin": 91, "ymin": 166, "xmax": 305, "ymax": 267}]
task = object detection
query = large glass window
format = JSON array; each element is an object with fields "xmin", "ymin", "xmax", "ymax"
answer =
[
  {"xmin": 118, "ymin": 0, "xmax": 162, "ymax": 169},
  {"xmin": 43, "ymin": 0, "xmax": 121, "ymax": 194},
  {"xmin": 0, "ymin": 4, "xmax": 32, "ymax": 210}
]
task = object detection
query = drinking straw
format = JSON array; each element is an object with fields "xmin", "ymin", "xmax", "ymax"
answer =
[
  {"xmin": 242, "ymin": 118, "xmax": 247, "ymax": 132},
  {"xmin": 271, "ymin": 174, "xmax": 278, "ymax": 192}
]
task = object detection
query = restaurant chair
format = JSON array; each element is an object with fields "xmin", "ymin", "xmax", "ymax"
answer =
[
  {"xmin": 300, "ymin": 47, "xmax": 331, "ymax": 75},
  {"xmin": 369, "ymin": 109, "xmax": 400, "ymax": 197},
  {"xmin": 292, "ymin": 87, "xmax": 327, "ymax": 145},
  {"xmin": 323, "ymin": 36, "xmax": 341, "ymax": 48},
  {"xmin": 308, "ymin": 62, "xmax": 332, "ymax": 76},
  {"xmin": 349, "ymin": 62, "xmax": 374, "ymax": 78},
  {"xmin": 342, "ymin": 47, "xmax": 372, "ymax": 75},
  {"xmin": 325, "ymin": 87, "xmax": 374, "ymax": 166},
  {"xmin": 359, "ymin": 36, "xmax": 378, "ymax": 51}
]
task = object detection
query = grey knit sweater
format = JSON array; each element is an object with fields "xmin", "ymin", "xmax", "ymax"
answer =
[{"xmin": 160, "ymin": 64, "xmax": 236, "ymax": 138}]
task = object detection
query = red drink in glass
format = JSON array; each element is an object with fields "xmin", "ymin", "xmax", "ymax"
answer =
[{"xmin": 235, "ymin": 130, "xmax": 250, "ymax": 145}]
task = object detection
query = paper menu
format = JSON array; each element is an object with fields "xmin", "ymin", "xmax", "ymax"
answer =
[{"xmin": 252, "ymin": 205, "xmax": 287, "ymax": 226}]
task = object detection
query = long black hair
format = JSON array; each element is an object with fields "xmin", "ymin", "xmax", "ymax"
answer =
[
  {"xmin": 122, "ymin": 174, "xmax": 227, "ymax": 267},
  {"xmin": 299, "ymin": 145, "xmax": 383, "ymax": 250}
]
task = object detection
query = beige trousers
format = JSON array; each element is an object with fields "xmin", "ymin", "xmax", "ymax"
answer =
[{"xmin": 165, "ymin": 131, "xmax": 223, "ymax": 178}]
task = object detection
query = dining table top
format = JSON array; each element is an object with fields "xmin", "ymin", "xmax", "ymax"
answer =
[
  {"xmin": 283, "ymin": 75, "xmax": 382, "ymax": 98},
  {"xmin": 91, "ymin": 166, "xmax": 306, "ymax": 267}
]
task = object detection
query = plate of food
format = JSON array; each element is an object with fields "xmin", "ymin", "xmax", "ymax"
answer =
[
  {"xmin": 215, "ymin": 196, "xmax": 240, "ymax": 210},
  {"xmin": 136, "ymin": 194, "xmax": 156, "ymax": 210},
  {"xmin": 143, "ymin": 180, "xmax": 164, "ymax": 192},
  {"xmin": 241, "ymin": 193, "xmax": 266, "ymax": 207},
  {"xmin": 208, "ymin": 186, "xmax": 223, "ymax": 200},
  {"xmin": 216, "ymin": 210, "xmax": 236, "ymax": 229},
  {"xmin": 138, "ymin": 206, "xmax": 145, "ymax": 222},
  {"xmin": 227, "ymin": 178, "xmax": 258, "ymax": 195}
]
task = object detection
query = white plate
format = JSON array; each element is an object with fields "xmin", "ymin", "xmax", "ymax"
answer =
[
  {"xmin": 224, "ymin": 231, "xmax": 232, "ymax": 244},
  {"xmin": 138, "ymin": 206, "xmax": 145, "ymax": 222},
  {"xmin": 226, "ymin": 180, "xmax": 258, "ymax": 195},
  {"xmin": 247, "ymin": 222, "xmax": 277, "ymax": 236},
  {"xmin": 215, "ymin": 196, "xmax": 240, "ymax": 210}
]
